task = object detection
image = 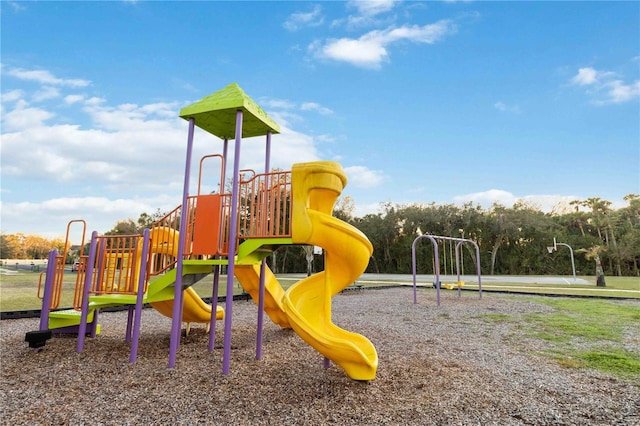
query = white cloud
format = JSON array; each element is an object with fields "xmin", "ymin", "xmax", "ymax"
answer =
[
  {"xmin": 301, "ymin": 102, "xmax": 334, "ymax": 115},
  {"xmin": 64, "ymin": 94, "xmax": 85, "ymax": 104},
  {"xmin": 315, "ymin": 134, "xmax": 337, "ymax": 144},
  {"xmin": 1, "ymin": 89, "xmax": 25, "ymax": 103},
  {"xmin": 344, "ymin": 165, "xmax": 385, "ymax": 188},
  {"xmin": 260, "ymin": 98, "xmax": 297, "ymax": 110},
  {"xmin": 453, "ymin": 189, "xmax": 583, "ymax": 212},
  {"xmin": 283, "ymin": 5, "xmax": 324, "ymax": 31},
  {"xmin": 83, "ymin": 100, "xmax": 180, "ymax": 131},
  {"xmin": 571, "ymin": 67, "xmax": 600, "ymax": 86},
  {"xmin": 310, "ymin": 20, "xmax": 456, "ymax": 69},
  {"xmin": 0, "ymin": 93, "xmax": 323, "ymax": 236},
  {"xmin": 6, "ymin": 1, "xmax": 26, "ymax": 12},
  {"xmin": 85, "ymin": 96, "xmax": 106, "ymax": 106},
  {"xmin": 348, "ymin": 0, "xmax": 398, "ymax": 17},
  {"xmin": 344, "ymin": 0, "xmax": 399, "ymax": 28},
  {"xmin": 454, "ymin": 189, "xmax": 516, "ymax": 207},
  {"xmin": 1, "ymin": 100, "xmax": 55, "ymax": 131},
  {"xmin": 352, "ymin": 201, "xmax": 385, "ymax": 218},
  {"xmin": 32, "ymin": 86, "xmax": 61, "ymax": 102},
  {"xmin": 0, "ymin": 196, "xmax": 166, "ymax": 240},
  {"xmin": 0, "ymin": 65, "xmax": 339, "ymax": 236},
  {"xmin": 4, "ymin": 66, "xmax": 91, "ymax": 87},
  {"xmin": 494, "ymin": 101, "xmax": 521, "ymax": 114},
  {"xmin": 310, "ymin": 37, "xmax": 389, "ymax": 69},
  {"xmin": 570, "ymin": 65, "xmax": 639, "ymax": 104},
  {"xmin": 602, "ymin": 79, "xmax": 640, "ymax": 104}
]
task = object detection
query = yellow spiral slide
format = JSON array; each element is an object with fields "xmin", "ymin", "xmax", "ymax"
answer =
[{"xmin": 283, "ymin": 161, "xmax": 378, "ymax": 381}]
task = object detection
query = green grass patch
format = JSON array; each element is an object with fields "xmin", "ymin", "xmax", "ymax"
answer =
[
  {"xmin": 524, "ymin": 298, "xmax": 639, "ymax": 345},
  {"xmin": 527, "ymin": 311, "xmax": 620, "ymax": 343},
  {"xmin": 532, "ymin": 297, "xmax": 640, "ymax": 323},
  {"xmin": 0, "ymin": 271, "xmax": 71, "ymax": 311},
  {"xmin": 581, "ymin": 276, "xmax": 639, "ymax": 291},
  {"xmin": 576, "ymin": 348, "xmax": 640, "ymax": 377},
  {"xmin": 520, "ymin": 297, "xmax": 640, "ymax": 379},
  {"xmin": 479, "ymin": 295, "xmax": 640, "ymax": 379},
  {"xmin": 551, "ymin": 348, "xmax": 640, "ymax": 378}
]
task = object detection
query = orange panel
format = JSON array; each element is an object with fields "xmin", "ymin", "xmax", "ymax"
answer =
[{"xmin": 192, "ymin": 194, "xmax": 221, "ymax": 255}]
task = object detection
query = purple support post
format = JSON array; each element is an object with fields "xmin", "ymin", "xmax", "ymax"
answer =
[
  {"xmin": 130, "ymin": 228, "xmax": 150, "ymax": 363},
  {"xmin": 256, "ymin": 131, "xmax": 272, "ymax": 360},
  {"xmin": 39, "ymin": 249, "xmax": 58, "ymax": 332},
  {"xmin": 256, "ymin": 261, "xmax": 266, "ymax": 360},
  {"xmin": 169, "ymin": 117, "xmax": 196, "ymax": 368},
  {"xmin": 433, "ymin": 239, "xmax": 441, "ymax": 307},
  {"xmin": 89, "ymin": 310, "xmax": 100, "ymax": 338},
  {"xmin": 208, "ymin": 264, "xmax": 221, "ymax": 352},
  {"xmin": 125, "ymin": 306, "xmax": 134, "ymax": 343},
  {"xmin": 222, "ymin": 110, "xmax": 244, "ymax": 375},
  {"xmin": 77, "ymin": 231, "xmax": 99, "ymax": 352},
  {"xmin": 222, "ymin": 138, "xmax": 229, "ymax": 178},
  {"xmin": 475, "ymin": 243, "xmax": 482, "ymax": 299},
  {"xmin": 208, "ymin": 138, "xmax": 227, "ymax": 352},
  {"xmin": 455, "ymin": 242, "xmax": 463, "ymax": 298}
]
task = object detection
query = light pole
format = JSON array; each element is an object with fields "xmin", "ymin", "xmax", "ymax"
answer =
[{"xmin": 547, "ymin": 238, "xmax": 576, "ymax": 282}]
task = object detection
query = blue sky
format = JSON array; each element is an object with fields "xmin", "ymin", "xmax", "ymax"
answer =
[{"xmin": 1, "ymin": 1, "xmax": 639, "ymax": 241}]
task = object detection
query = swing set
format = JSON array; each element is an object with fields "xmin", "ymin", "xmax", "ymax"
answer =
[{"xmin": 411, "ymin": 235, "xmax": 482, "ymax": 306}]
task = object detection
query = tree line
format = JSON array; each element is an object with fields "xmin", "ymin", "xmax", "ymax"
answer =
[
  {"xmin": 2, "ymin": 195, "xmax": 638, "ymax": 278},
  {"xmin": 344, "ymin": 195, "xmax": 640, "ymax": 278}
]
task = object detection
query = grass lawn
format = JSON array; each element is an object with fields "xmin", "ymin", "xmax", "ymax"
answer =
[
  {"xmin": 0, "ymin": 270, "xmax": 248, "ymax": 312},
  {"xmin": 480, "ymin": 296, "xmax": 640, "ymax": 380},
  {"xmin": 1, "ymin": 270, "xmax": 638, "ymax": 311}
]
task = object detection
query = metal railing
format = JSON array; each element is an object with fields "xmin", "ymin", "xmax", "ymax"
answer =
[
  {"xmin": 238, "ymin": 170, "xmax": 292, "ymax": 239},
  {"xmin": 60, "ymin": 169, "xmax": 296, "ymax": 302},
  {"xmin": 89, "ymin": 235, "xmax": 146, "ymax": 297}
]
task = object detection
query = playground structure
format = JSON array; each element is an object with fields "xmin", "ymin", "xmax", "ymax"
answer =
[
  {"xmin": 26, "ymin": 83, "xmax": 378, "ymax": 381},
  {"xmin": 411, "ymin": 235, "xmax": 482, "ymax": 306}
]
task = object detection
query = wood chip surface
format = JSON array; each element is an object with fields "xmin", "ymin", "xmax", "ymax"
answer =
[{"xmin": 2, "ymin": 288, "xmax": 638, "ymax": 425}]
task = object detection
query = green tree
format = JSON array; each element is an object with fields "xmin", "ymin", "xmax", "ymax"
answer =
[
  {"xmin": 0, "ymin": 233, "xmax": 18, "ymax": 259},
  {"xmin": 579, "ymin": 197, "xmax": 622, "ymax": 276},
  {"xmin": 579, "ymin": 245, "xmax": 607, "ymax": 286}
]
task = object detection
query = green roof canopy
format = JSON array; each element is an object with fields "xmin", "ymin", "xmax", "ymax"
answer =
[{"xmin": 179, "ymin": 83, "xmax": 280, "ymax": 139}]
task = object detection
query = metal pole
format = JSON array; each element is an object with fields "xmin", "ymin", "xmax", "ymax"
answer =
[
  {"xmin": 557, "ymin": 242, "xmax": 577, "ymax": 282},
  {"xmin": 169, "ymin": 117, "xmax": 196, "ymax": 368},
  {"xmin": 130, "ymin": 228, "xmax": 150, "ymax": 363},
  {"xmin": 256, "ymin": 131, "xmax": 272, "ymax": 360},
  {"xmin": 39, "ymin": 249, "xmax": 58, "ymax": 332},
  {"xmin": 77, "ymin": 231, "xmax": 99, "ymax": 353},
  {"xmin": 208, "ymin": 139, "xmax": 227, "ymax": 352},
  {"xmin": 412, "ymin": 235, "xmax": 441, "ymax": 306},
  {"xmin": 223, "ymin": 110, "xmax": 244, "ymax": 375}
]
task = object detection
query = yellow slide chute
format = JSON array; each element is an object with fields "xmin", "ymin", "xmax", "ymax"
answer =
[
  {"xmin": 147, "ymin": 227, "xmax": 224, "ymax": 325},
  {"xmin": 233, "ymin": 264, "xmax": 290, "ymax": 328},
  {"xmin": 283, "ymin": 161, "xmax": 378, "ymax": 381}
]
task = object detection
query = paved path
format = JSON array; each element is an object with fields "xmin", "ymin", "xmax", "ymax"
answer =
[{"xmin": 357, "ymin": 273, "xmax": 592, "ymax": 285}]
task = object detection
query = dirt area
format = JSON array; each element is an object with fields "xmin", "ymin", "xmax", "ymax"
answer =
[{"xmin": 1, "ymin": 288, "xmax": 638, "ymax": 425}]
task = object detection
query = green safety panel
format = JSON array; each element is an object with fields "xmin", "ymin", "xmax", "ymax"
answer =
[{"xmin": 179, "ymin": 82, "xmax": 280, "ymax": 139}]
